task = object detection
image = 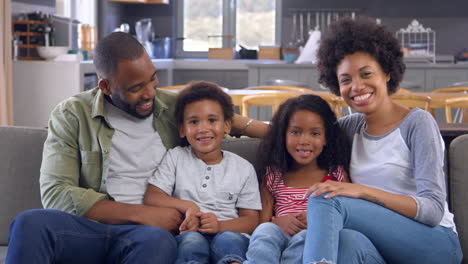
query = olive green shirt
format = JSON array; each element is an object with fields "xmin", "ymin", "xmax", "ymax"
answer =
[{"xmin": 39, "ymin": 87, "xmax": 180, "ymax": 216}]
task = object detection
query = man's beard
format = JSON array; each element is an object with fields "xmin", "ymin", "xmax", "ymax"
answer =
[{"xmin": 109, "ymin": 94, "xmax": 153, "ymax": 119}]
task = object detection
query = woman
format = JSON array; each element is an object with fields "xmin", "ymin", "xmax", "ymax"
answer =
[{"xmin": 303, "ymin": 17, "xmax": 462, "ymax": 264}]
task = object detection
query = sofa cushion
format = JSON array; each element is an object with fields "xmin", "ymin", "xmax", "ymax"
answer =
[
  {"xmin": 0, "ymin": 126, "xmax": 47, "ymax": 246},
  {"xmin": 450, "ymin": 134, "xmax": 468, "ymax": 264},
  {"xmin": 222, "ymin": 137, "xmax": 261, "ymax": 171}
]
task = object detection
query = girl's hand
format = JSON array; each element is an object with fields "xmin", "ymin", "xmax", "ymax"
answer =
[
  {"xmin": 272, "ymin": 215, "xmax": 306, "ymax": 236},
  {"xmin": 305, "ymin": 181, "xmax": 367, "ymax": 199},
  {"xmin": 179, "ymin": 207, "xmax": 200, "ymax": 234},
  {"xmin": 197, "ymin": 212, "xmax": 220, "ymax": 234},
  {"xmin": 295, "ymin": 211, "xmax": 307, "ymax": 226}
]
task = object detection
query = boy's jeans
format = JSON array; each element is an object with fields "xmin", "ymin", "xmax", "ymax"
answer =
[
  {"xmin": 304, "ymin": 194, "xmax": 463, "ymax": 264},
  {"xmin": 176, "ymin": 230, "xmax": 249, "ymax": 264},
  {"xmin": 6, "ymin": 209, "xmax": 177, "ymax": 264},
  {"xmin": 245, "ymin": 222, "xmax": 306, "ymax": 264}
]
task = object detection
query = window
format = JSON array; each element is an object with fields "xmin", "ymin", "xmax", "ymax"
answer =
[
  {"xmin": 176, "ymin": 0, "xmax": 281, "ymax": 57},
  {"xmin": 56, "ymin": 0, "xmax": 96, "ymax": 26}
]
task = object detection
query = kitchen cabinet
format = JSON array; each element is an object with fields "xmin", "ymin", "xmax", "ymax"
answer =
[
  {"xmin": 173, "ymin": 70, "xmax": 248, "ymax": 89},
  {"xmin": 425, "ymin": 69, "xmax": 468, "ymax": 91},
  {"xmin": 109, "ymin": 0, "xmax": 169, "ymax": 4},
  {"xmin": 248, "ymin": 63, "xmax": 468, "ymax": 92}
]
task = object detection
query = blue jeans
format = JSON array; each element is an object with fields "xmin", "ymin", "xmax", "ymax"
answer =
[
  {"xmin": 176, "ymin": 231, "xmax": 249, "ymax": 264},
  {"xmin": 6, "ymin": 209, "xmax": 177, "ymax": 264},
  {"xmin": 245, "ymin": 222, "xmax": 306, "ymax": 264},
  {"xmin": 303, "ymin": 194, "xmax": 463, "ymax": 264}
]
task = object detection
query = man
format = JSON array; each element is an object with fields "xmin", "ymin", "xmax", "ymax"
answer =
[{"xmin": 6, "ymin": 32, "xmax": 267, "ymax": 263}]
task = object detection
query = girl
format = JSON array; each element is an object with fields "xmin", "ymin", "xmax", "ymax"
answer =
[
  {"xmin": 303, "ymin": 17, "xmax": 462, "ymax": 264},
  {"xmin": 245, "ymin": 94, "xmax": 350, "ymax": 264}
]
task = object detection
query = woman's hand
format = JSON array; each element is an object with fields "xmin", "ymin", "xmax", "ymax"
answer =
[
  {"xmin": 305, "ymin": 181, "xmax": 367, "ymax": 199},
  {"xmin": 197, "ymin": 212, "xmax": 220, "ymax": 234},
  {"xmin": 272, "ymin": 214, "xmax": 307, "ymax": 236}
]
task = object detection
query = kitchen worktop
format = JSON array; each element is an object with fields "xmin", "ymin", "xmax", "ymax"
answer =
[{"xmin": 79, "ymin": 58, "xmax": 286, "ymax": 72}]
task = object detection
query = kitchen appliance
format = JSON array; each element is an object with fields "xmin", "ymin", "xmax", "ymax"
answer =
[
  {"xmin": 135, "ymin": 18, "xmax": 153, "ymax": 57},
  {"xmin": 152, "ymin": 37, "xmax": 171, "ymax": 58}
]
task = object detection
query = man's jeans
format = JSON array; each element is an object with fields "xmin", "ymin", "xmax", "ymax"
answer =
[
  {"xmin": 245, "ymin": 222, "xmax": 305, "ymax": 264},
  {"xmin": 175, "ymin": 231, "xmax": 249, "ymax": 264},
  {"xmin": 303, "ymin": 194, "xmax": 463, "ymax": 264},
  {"xmin": 6, "ymin": 209, "xmax": 177, "ymax": 264}
]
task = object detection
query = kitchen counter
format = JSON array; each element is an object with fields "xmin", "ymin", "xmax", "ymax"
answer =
[{"xmin": 80, "ymin": 58, "xmax": 285, "ymax": 72}]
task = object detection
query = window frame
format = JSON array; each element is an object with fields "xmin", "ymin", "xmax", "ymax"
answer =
[{"xmin": 174, "ymin": 0, "xmax": 282, "ymax": 58}]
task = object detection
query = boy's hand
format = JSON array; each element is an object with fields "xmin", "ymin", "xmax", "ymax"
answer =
[
  {"xmin": 179, "ymin": 207, "xmax": 200, "ymax": 233},
  {"xmin": 272, "ymin": 214, "xmax": 306, "ymax": 236},
  {"xmin": 197, "ymin": 212, "xmax": 220, "ymax": 234}
]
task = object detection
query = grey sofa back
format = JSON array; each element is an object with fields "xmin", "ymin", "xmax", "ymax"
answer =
[
  {"xmin": 450, "ymin": 134, "xmax": 468, "ymax": 264},
  {"xmin": 0, "ymin": 126, "xmax": 46, "ymax": 245},
  {"xmin": 1, "ymin": 126, "xmax": 467, "ymax": 263}
]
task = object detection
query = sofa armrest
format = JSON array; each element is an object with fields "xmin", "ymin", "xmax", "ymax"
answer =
[
  {"xmin": 0, "ymin": 126, "xmax": 47, "ymax": 246},
  {"xmin": 449, "ymin": 134, "xmax": 468, "ymax": 263}
]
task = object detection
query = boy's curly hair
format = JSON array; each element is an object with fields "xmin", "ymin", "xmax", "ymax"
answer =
[
  {"xmin": 317, "ymin": 16, "xmax": 405, "ymax": 96},
  {"xmin": 257, "ymin": 94, "xmax": 350, "ymax": 182},
  {"xmin": 174, "ymin": 81, "xmax": 234, "ymax": 146}
]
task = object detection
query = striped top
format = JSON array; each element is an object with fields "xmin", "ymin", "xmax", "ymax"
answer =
[{"xmin": 266, "ymin": 166, "xmax": 345, "ymax": 217}]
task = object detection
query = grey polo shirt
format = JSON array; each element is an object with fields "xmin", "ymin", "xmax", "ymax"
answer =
[{"xmin": 148, "ymin": 146, "xmax": 261, "ymax": 220}]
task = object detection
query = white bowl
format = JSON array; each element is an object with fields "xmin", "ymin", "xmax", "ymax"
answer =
[{"xmin": 37, "ymin": 46, "xmax": 69, "ymax": 60}]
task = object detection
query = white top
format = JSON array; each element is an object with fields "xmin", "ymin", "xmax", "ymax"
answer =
[
  {"xmin": 148, "ymin": 146, "xmax": 262, "ymax": 220},
  {"xmin": 104, "ymin": 100, "xmax": 166, "ymax": 204},
  {"xmin": 340, "ymin": 109, "xmax": 456, "ymax": 232}
]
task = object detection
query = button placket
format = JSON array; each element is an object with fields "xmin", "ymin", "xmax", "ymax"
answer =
[{"xmin": 201, "ymin": 166, "xmax": 213, "ymax": 189}]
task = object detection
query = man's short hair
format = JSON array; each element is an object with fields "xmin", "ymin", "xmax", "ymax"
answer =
[{"xmin": 93, "ymin": 32, "xmax": 145, "ymax": 79}]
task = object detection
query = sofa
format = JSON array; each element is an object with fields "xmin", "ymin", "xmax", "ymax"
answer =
[{"xmin": 0, "ymin": 125, "xmax": 467, "ymax": 263}]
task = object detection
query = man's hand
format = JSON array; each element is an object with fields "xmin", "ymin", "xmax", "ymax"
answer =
[
  {"xmin": 272, "ymin": 214, "xmax": 307, "ymax": 236},
  {"xmin": 197, "ymin": 212, "xmax": 220, "ymax": 234},
  {"xmin": 139, "ymin": 206, "xmax": 183, "ymax": 233},
  {"xmin": 179, "ymin": 207, "xmax": 200, "ymax": 233}
]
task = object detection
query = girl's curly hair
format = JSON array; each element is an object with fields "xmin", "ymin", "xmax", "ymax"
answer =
[
  {"xmin": 317, "ymin": 16, "xmax": 405, "ymax": 96},
  {"xmin": 257, "ymin": 94, "xmax": 350, "ymax": 183}
]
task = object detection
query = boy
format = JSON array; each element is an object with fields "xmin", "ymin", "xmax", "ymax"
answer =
[{"xmin": 144, "ymin": 81, "xmax": 261, "ymax": 264}]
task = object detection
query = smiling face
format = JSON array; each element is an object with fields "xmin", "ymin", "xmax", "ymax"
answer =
[
  {"xmin": 336, "ymin": 52, "xmax": 391, "ymax": 115},
  {"xmin": 100, "ymin": 53, "xmax": 158, "ymax": 118},
  {"xmin": 286, "ymin": 110, "xmax": 326, "ymax": 169},
  {"xmin": 179, "ymin": 99, "xmax": 231, "ymax": 164}
]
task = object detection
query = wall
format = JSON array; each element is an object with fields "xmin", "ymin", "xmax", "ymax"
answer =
[{"xmin": 282, "ymin": 0, "xmax": 468, "ymax": 55}]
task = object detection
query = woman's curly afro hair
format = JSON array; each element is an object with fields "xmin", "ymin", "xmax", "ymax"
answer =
[{"xmin": 317, "ymin": 16, "xmax": 406, "ymax": 96}]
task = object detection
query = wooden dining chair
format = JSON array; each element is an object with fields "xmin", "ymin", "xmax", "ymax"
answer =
[
  {"xmin": 432, "ymin": 87, "xmax": 468, "ymax": 93},
  {"xmin": 159, "ymin": 84, "xmax": 229, "ymax": 92},
  {"xmin": 158, "ymin": 85, "xmax": 188, "ymax": 90},
  {"xmin": 241, "ymin": 93, "xmax": 301, "ymax": 118},
  {"xmin": 332, "ymin": 97, "xmax": 352, "ymax": 118},
  {"xmin": 397, "ymin": 87, "xmax": 412, "ymax": 93},
  {"xmin": 391, "ymin": 93, "xmax": 432, "ymax": 114},
  {"xmin": 430, "ymin": 87, "xmax": 468, "ymax": 121},
  {"xmin": 445, "ymin": 97, "xmax": 468, "ymax": 123},
  {"xmin": 243, "ymin": 85, "xmax": 313, "ymax": 93}
]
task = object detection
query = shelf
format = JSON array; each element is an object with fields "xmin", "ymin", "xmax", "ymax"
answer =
[
  {"xmin": 13, "ymin": 32, "xmax": 44, "ymax": 36},
  {"xmin": 12, "ymin": 20, "xmax": 49, "ymax": 60},
  {"xmin": 13, "ymin": 20, "xmax": 48, "ymax": 25},
  {"xmin": 19, "ymin": 44, "xmax": 41, "ymax": 48}
]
